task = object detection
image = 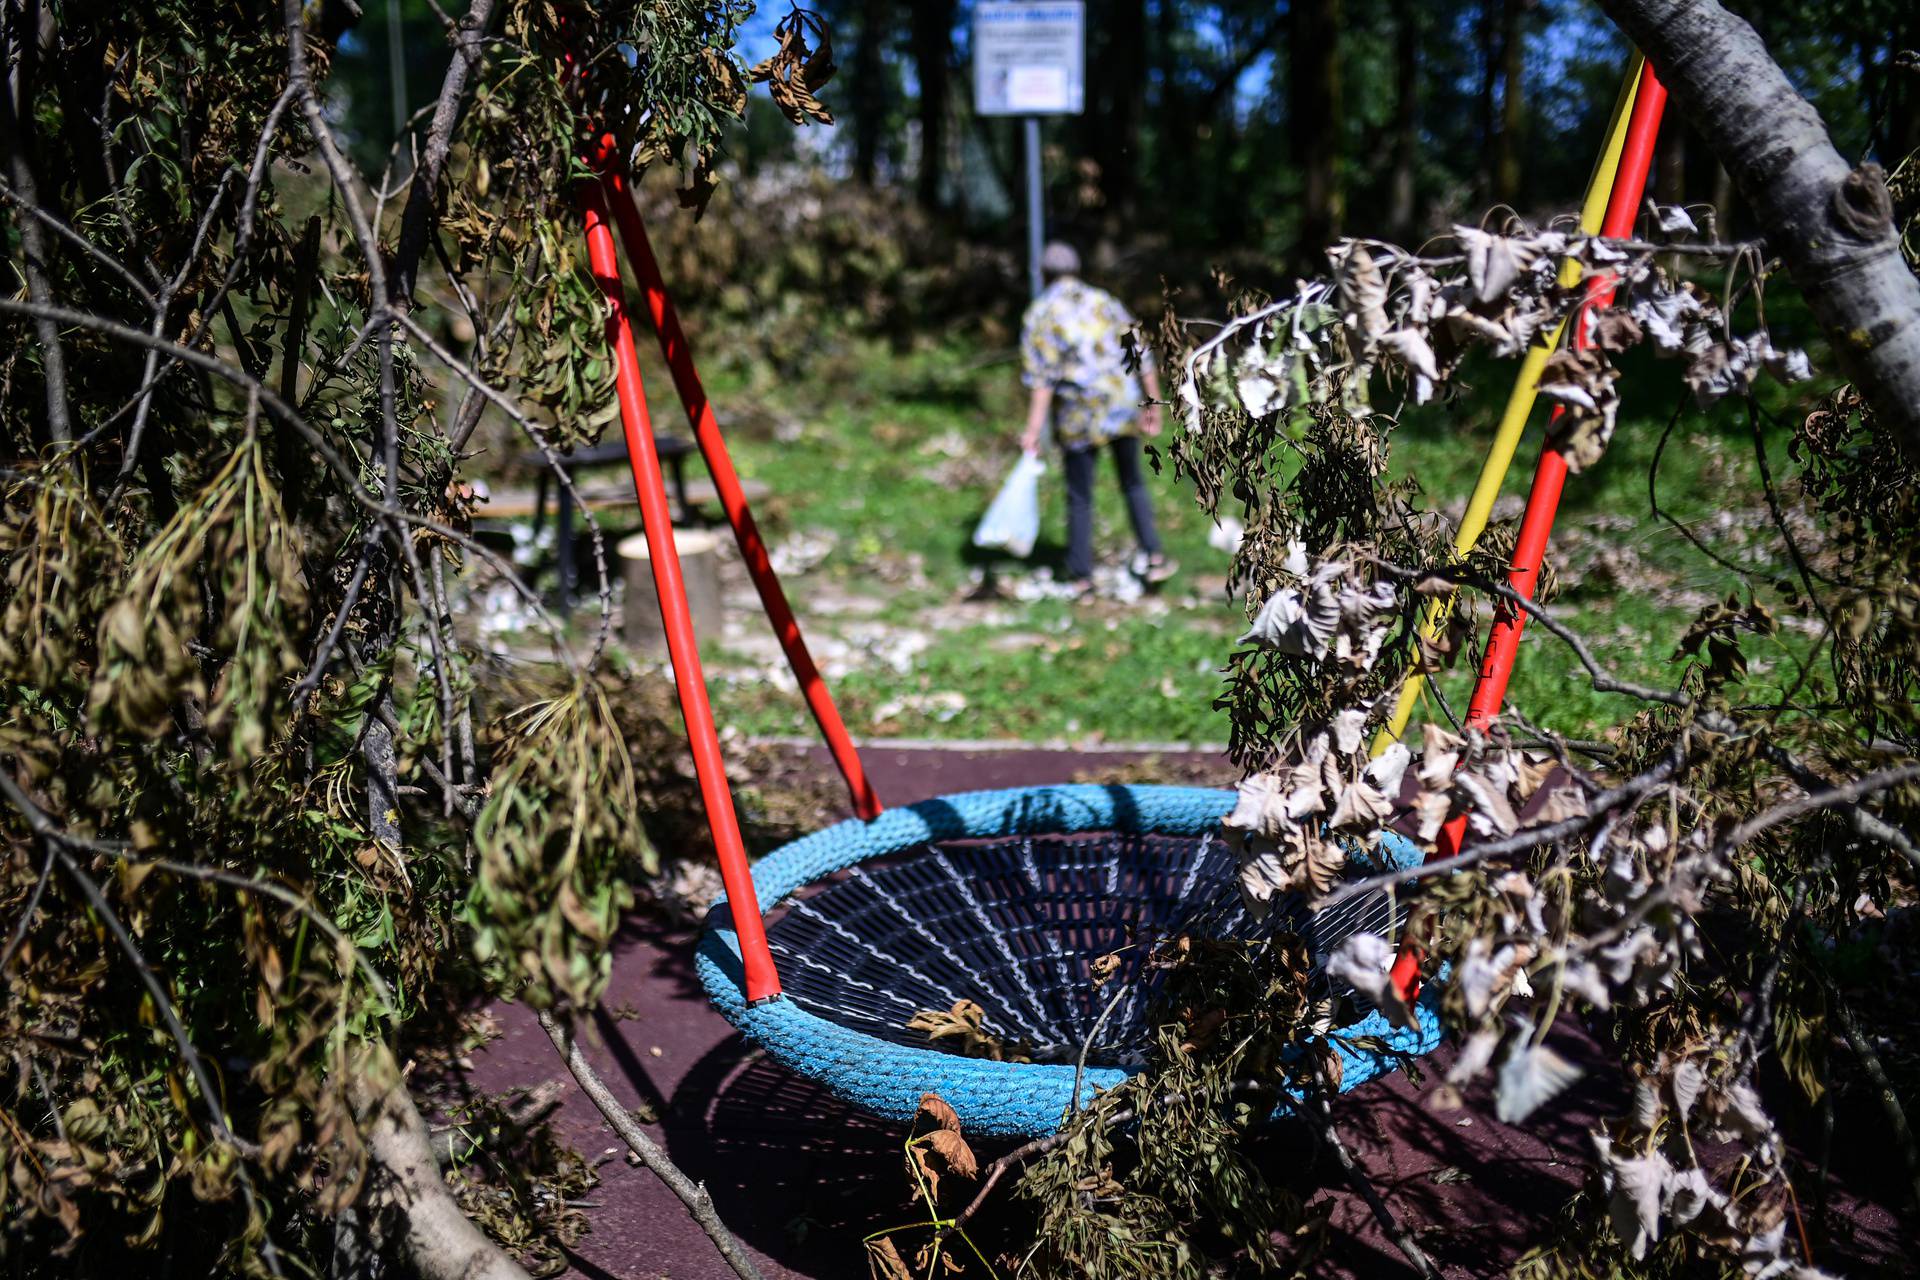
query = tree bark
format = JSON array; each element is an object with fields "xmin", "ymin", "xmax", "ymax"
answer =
[
  {"xmin": 1476, "ymin": 0, "xmax": 1498, "ymax": 203},
  {"xmin": 849, "ymin": 0, "xmax": 888, "ymax": 186},
  {"xmin": 1388, "ymin": 0, "xmax": 1420, "ymax": 242},
  {"xmin": 1290, "ymin": 0, "xmax": 1345, "ymax": 269},
  {"xmin": 1884, "ymin": 14, "xmax": 1920, "ymax": 165},
  {"xmin": 1, "ymin": 0, "xmax": 72, "ymax": 442},
  {"xmin": 908, "ymin": 0, "xmax": 955, "ymax": 212},
  {"xmin": 1597, "ymin": 0, "xmax": 1920, "ymax": 456},
  {"xmin": 1659, "ymin": 121, "xmax": 1687, "ymax": 207},
  {"xmin": 1494, "ymin": 0, "xmax": 1527, "ymax": 207},
  {"xmin": 350, "ymin": 1066, "xmax": 533, "ymax": 1280},
  {"xmin": 1709, "ymin": 159, "xmax": 1733, "ymax": 238},
  {"xmin": 391, "ymin": 0, "xmax": 497, "ymax": 304}
]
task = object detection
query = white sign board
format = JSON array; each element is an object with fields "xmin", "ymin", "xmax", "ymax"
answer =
[{"xmin": 974, "ymin": 2, "xmax": 1084, "ymax": 117}]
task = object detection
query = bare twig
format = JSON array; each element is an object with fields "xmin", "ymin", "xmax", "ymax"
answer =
[
  {"xmin": 1312, "ymin": 748, "xmax": 1689, "ymax": 914},
  {"xmin": 0, "ymin": 176, "xmax": 154, "ymax": 304},
  {"xmin": 396, "ymin": 310, "xmax": 617, "ymax": 667},
  {"xmin": 1304, "ymin": 1081, "xmax": 1440, "ymax": 1279},
  {"xmin": 1717, "ymin": 762, "xmax": 1920, "ymax": 855},
  {"xmin": 1072, "ymin": 985, "xmax": 1129, "ymax": 1116},
  {"xmin": 1764, "ymin": 745, "xmax": 1920, "ymax": 871},
  {"xmin": 290, "ymin": 529, "xmax": 380, "ymax": 712},
  {"xmin": 537, "ymin": 1009, "xmax": 767, "ymax": 1280},
  {"xmin": 1370, "ymin": 558, "xmax": 1692, "ymax": 710},
  {"xmin": 393, "ymin": 0, "xmax": 500, "ymax": 302},
  {"xmin": 0, "ymin": 838, "xmax": 55, "ymax": 975},
  {"xmin": 1832, "ymin": 998, "xmax": 1920, "ymax": 1210}
]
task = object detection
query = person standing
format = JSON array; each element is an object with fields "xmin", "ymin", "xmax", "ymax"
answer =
[{"xmin": 1018, "ymin": 242, "xmax": 1175, "ymax": 599}]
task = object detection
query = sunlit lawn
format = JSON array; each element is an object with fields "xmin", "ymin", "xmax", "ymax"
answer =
[{"xmin": 636, "ymin": 303, "xmax": 1826, "ymax": 746}]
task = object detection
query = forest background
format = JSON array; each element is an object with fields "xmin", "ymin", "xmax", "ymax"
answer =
[{"xmin": 342, "ymin": 0, "xmax": 1920, "ymax": 747}]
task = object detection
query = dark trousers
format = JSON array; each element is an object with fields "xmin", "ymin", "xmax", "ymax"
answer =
[{"xmin": 1062, "ymin": 435, "xmax": 1163, "ymax": 581}]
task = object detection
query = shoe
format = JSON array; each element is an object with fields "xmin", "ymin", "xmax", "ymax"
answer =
[{"xmin": 1133, "ymin": 552, "xmax": 1178, "ymax": 584}]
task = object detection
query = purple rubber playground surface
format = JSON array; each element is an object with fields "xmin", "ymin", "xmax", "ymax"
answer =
[{"xmin": 448, "ymin": 745, "xmax": 1906, "ymax": 1279}]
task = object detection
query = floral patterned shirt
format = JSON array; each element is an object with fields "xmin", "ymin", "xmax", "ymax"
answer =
[{"xmin": 1020, "ymin": 277, "xmax": 1152, "ymax": 448}]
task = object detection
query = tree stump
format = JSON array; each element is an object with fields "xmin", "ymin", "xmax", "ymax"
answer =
[{"xmin": 618, "ymin": 528, "xmax": 726, "ymax": 653}]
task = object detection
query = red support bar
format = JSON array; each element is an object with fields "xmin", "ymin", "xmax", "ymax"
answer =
[
  {"xmin": 1389, "ymin": 65, "xmax": 1668, "ymax": 1002},
  {"xmin": 577, "ymin": 176, "xmax": 783, "ymax": 1003},
  {"xmin": 600, "ymin": 171, "xmax": 884, "ymax": 821}
]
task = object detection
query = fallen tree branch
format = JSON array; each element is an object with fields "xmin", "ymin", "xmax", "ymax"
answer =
[
  {"xmin": 1312, "ymin": 747, "xmax": 1689, "ymax": 914},
  {"xmin": 1831, "ymin": 999, "xmax": 1920, "ymax": 1211},
  {"xmin": 1305, "ymin": 1083, "xmax": 1441, "ymax": 1280},
  {"xmin": 537, "ymin": 1009, "xmax": 766, "ymax": 1280},
  {"xmin": 1717, "ymin": 762, "xmax": 1920, "ymax": 853},
  {"xmin": 350, "ymin": 1066, "xmax": 534, "ymax": 1280},
  {"xmin": 1597, "ymin": 0, "xmax": 1920, "ymax": 454},
  {"xmin": 393, "ymin": 0, "xmax": 499, "ymax": 302},
  {"xmin": 942, "ymin": 1079, "xmax": 1278, "ymax": 1241}
]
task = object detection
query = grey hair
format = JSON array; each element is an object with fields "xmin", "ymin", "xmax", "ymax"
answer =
[{"xmin": 1040, "ymin": 241, "xmax": 1081, "ymax": 279}]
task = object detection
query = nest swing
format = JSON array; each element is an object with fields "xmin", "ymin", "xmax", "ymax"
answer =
[{"xmin": 569, "ymin": 52, "xmax": 1666, "ymax": 1138}]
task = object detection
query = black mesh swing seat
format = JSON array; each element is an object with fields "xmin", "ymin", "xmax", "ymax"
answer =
[{"xmin": 697, "ymin": 784, "xmax": 1443, "ymax": 1137}]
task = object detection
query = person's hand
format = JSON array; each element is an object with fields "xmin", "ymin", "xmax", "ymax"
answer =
[
  {"xmin": 1020, "ymin": 424, "xmax": 1043, "ymax": 455},
  {"xmin": 1139, "ymin": 404, "xmax": 1164, "ymax": 438}
]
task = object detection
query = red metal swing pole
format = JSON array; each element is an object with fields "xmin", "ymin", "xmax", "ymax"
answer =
[
  {"xmin": 1388, "ymin": 64, "xmax": 1668, "ymax": 1002},
  {"xmin": 599, "ymin": 170, "xmax": 884, "ymax": 821},
  {"xmin": 577, "ymin": 161, "xmax": 783, "ymax": 1003}
]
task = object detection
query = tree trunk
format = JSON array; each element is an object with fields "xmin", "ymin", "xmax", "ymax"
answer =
[
  {"xmin": 1388, "ymin": 0, "xmax": 1420, "ymax": 242},
  {"xmin": 1494, "ymin": 0, "xmax": 1526, "ymax": 207},
  {"xmin": 1659, "ymin": 122, "xmax": 1686, "ymax": 207},
  {"xmin": 908, "ymin": 0, "xmax": 954, "ymax": 211},
  {"xmin": 1, "ymin": 0, "xmax": 72, "ymax": 443},
  {"xmin": 1086, "ymin": 0, "xmax": 1146, "ymax": 218},
  {"xmin": 849, "ymin": 0, "xmax": 887, "ymax": 186},
  {"xmin": 1709, "ymin": 160, "xmax": 1733, "ymax": 238},
  {"xmin": 1290, "ymin": 0, "xmax": 1344, "ymax": 268},
  {"xmin": 1476, "ymin": 0, "xmax": 1498, "ymax": 203},
  {"xmin": 1154, "ymin": 0, "xmax": 1197, "ymax": 214},
  {"xmin": 350, "ymin": 1065, "xmax": 532, "ymax": 1280},
  {"xmin": 1884, "ymin": 16, "xmax": 1920, "ymax": 165},
  {"xmin": 1597, "ymin": 0, "xmax": 1920, "ymax": 457}
]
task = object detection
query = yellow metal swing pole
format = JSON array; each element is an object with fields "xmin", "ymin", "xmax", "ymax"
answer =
[{"xmin": 1370, "ymin": 52, "xmax": 1647, "ymax": 758}]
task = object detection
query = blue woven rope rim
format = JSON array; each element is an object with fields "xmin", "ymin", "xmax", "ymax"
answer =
[{"xmin": 695, "ymin": 784, "xmax": 1443, "ymax": 1137}]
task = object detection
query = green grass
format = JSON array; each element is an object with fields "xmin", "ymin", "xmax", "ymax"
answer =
[
  {"xmin": 621, "ymin": 308, "xmax": 1829, "ymax": 745},
  {"xmin": 673, "ymin": 337, "xmax": 1246, "ymax": 742}
]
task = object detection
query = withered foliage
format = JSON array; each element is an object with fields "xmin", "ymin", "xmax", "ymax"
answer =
[
  {"xmin": 440, "ymin": 1090, "xmax": 598, "ymax": 1277},
  {"xmin": 748, "ymin": 7, "xmax": 837, "ymax": 127},
  {"xmin": 0, "ymin": 0, "xmax": 825, "ymax": 1273},
  {"xmin": 991, "ymin": 191, "xmax": 1920, "ymax": 1275}
]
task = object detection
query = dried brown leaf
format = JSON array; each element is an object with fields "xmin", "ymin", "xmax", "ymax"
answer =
[
  {"xmin": 926, "ymin": 1129, "xmax": 979, "ymax": 1181},
  {"xmin": 867, "ymin": 1234, "xmax": 914, "ymax": 1280},
  {"xmin": 916, "ymin": 1093, "xmax": 962, "ymax": 1134}
]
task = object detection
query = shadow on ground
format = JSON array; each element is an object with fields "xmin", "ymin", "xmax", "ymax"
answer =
[{"xmin": 448, "ymin": 745, "xmax": 1906, "ymax": 1280}]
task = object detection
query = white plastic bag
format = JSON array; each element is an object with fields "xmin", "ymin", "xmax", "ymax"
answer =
[{"xmin": 972, "ymin": 451, "xmax": 1046, "ymax": 558}]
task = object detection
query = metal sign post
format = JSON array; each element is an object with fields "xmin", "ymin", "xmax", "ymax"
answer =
[
  {"xmin": 973, "ymin": 2, "xmax": 1085, "ymax": 297},
  {"xmin": 1024, "ymin": 119, "xmax": 1044, "ymax": 296}
]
